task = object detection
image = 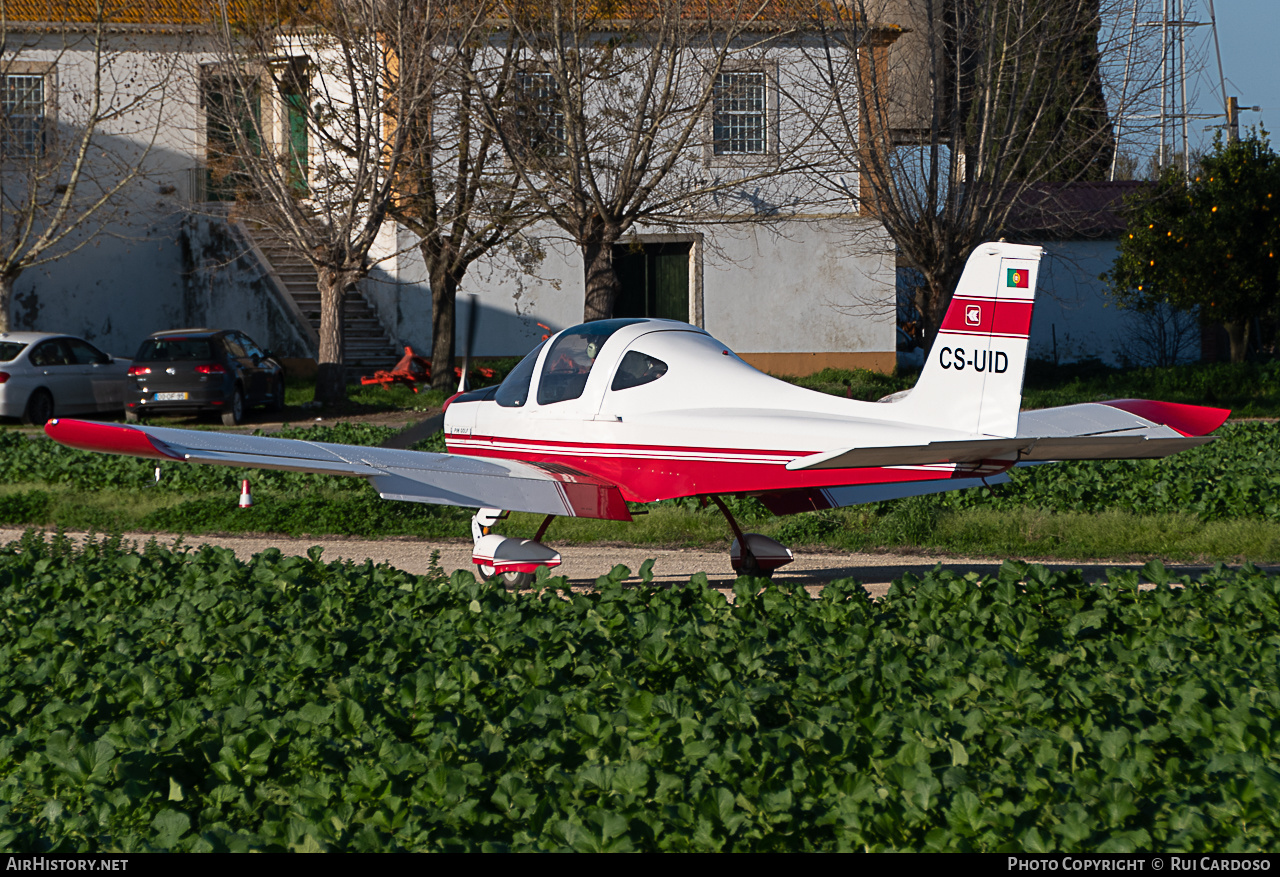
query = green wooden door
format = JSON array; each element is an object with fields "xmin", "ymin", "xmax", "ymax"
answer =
[
  {"xmin": 612, "ymin": 242, "xmax": 690, "ymax": 322},
  {"xmin": 286, "ymin": 90, "xmax": 308, "ymax": 195}
]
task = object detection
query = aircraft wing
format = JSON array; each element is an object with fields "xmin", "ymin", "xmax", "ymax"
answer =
[
  {"xmin": 44, "ymin": 418, "xmax": 632, "ymax": 521},
  {"xmin": 786, "ymin": 399, "xmax": 1229, "ymax": 471}
]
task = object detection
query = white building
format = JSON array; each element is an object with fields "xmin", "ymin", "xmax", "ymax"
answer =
[{"xmin": 3, "ymin": 2, "xmax": 899, "ymax": 376}]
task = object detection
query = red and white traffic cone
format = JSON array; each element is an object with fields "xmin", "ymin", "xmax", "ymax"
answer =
[{"xmin": 239, "ymin": 479, "xmax": 253, "ymax": 508}]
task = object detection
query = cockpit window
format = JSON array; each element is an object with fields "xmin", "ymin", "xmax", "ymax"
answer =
[
  {"xmin": 495, "ymin": 340, "xmax": 545, "ymax": 408},
  {"xmin": 611, "ymin": 350, "xmax": 668, "ymax": 391},
  {"xmin": 537, "ymin": 319, "xmax": 644, "ymax": 405}
]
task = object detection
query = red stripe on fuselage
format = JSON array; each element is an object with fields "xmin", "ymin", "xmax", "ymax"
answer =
[
  {"xmin": 448, "ymin": 434, "xmax": 1003, "ymax": 502},
  {"xmin": 940, "ymin": 296, "xmax": 1034, "ymax": 339}
]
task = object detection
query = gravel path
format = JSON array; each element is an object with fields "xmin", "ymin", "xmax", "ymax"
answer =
[{"xmin": 4, "ymin": 527, "xmax": 1269, "ymax": 599}]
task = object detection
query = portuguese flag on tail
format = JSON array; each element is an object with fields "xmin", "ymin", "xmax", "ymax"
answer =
[{"xmin": 1007, "ymin": 268, "xmax": 1029, "ymax": 288}]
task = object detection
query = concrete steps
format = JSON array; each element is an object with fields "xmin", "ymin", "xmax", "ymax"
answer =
[{"xmin": 239, "ymin": 224, "xmax": 400, "ymax": 377}]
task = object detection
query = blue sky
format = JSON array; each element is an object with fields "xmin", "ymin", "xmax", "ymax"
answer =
[
  {"xmin": 1123, "ymin": 0, "xmax": 1280, "ymax": 159},
  {"xmin": 1201, "ymin": 0, "xmax": 1280, "ymax": 143}
]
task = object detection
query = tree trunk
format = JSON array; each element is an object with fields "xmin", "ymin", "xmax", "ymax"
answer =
[
  {"xmin": 582, "ymin": 233, "xmax": 623, "ymax": 321},
  {"xmin": 916, "ymin": 273, "xmax": 955, "ymax": 359},
  {"xmin": 315, "ymin": 267, "xmax": 350, "ymax": 404},
  {"xmin": 428, "ymin": 257, "xmax": 460, "ymax": 392},
  {"xmin": 0, "ymin": 273, "xmax": 14, "ymax": 333},
  {"xmin": 1224, "ymin": 320, "xmax": 1250, "ymax": 363}
]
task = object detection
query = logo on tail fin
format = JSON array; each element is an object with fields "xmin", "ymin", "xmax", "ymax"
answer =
[{"xmin": 1007, "ymin": 269, "xmax": 1029, "ymax": 288}]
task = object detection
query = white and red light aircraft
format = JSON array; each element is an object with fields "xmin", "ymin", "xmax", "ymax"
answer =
[{"xmin": 46, "ymin": 242, "xmax": 1229, "ymax": 585}]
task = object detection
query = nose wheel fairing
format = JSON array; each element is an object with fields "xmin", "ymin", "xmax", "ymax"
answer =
[{"xmin": 470, "ymin": 509, "xmax": 561, "ymax": 587}]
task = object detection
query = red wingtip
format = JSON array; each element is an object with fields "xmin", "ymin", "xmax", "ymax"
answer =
[
  {"xmin": 44, "ymin": 418, "xmax": 182, "ymax": 460},
  {"xmin": 1102, "ymin": 399, "xmax": 1232, "ymax": 437}
]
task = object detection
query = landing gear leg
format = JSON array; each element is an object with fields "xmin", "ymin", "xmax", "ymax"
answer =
[
  {"xmin": 471, "ymin": 507, "xmax": 504, "ymax": 544},
  {"xmin": 707, "ymin": 495, "xmax": 794, "ymax": 579}
]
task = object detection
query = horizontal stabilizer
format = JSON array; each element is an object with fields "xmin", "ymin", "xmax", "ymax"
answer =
[
  {"xmin": 788, "ymin": 398, "xmax": 1227, "ymax": 471},
  {"xmin": 1017, "ymin": 434, "xmax": 1213, "ymax": 461},
  {"xmin": 786, "ymin": 438, "xmax": 1032, "ymax": 470}
]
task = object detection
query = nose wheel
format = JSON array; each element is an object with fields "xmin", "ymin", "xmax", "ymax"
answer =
[
  {"xmin": 470, "ymin": 509, "xmax": 560, "ymax": 589},
  {"xmin": 480, "ymin": 566, "xmax": 534, "ymax": 589}
]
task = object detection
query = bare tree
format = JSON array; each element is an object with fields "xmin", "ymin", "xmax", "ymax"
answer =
[
  {"xmin": 797, "ymin": 0, "xmax": 1162, "ymax": 353},
  {"xmin": 206, "ymin": 0, "xmax": 438, "ymax": 403},
  {"xmin": 475, "ymin": 0, "xmax": 804, "ymax": 321},
  {"xmin": 0, "ymin": 0, "xmax": 178, "ymax": 331},
  {"xmin": 388, "ymin": 1, "xmax": 536, "ymax": 391}
]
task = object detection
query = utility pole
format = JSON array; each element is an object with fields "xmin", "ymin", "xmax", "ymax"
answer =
[
  {"xmin": 1131, "ymin": 0, "xmax": 1226, "ymax": 173},
  {"xmin": 1225, "ymin": 97, "xmax": 1262, "ymax": 144}
]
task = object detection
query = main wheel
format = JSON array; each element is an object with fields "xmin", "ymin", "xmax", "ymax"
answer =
[
  {"xmin": 479, "ymin": 564, "xmax": 534, "ymax": 590},
  {"xmin": 735, "ymin": 553, "xmax": 774, "ymax": 580},
  {"xmin": 22, "ymin": 389, "xmax": 54, "ymax": 426},
  {"xmin": 221, "ymin": 387, "xmax": 244, "ymax": 426}
]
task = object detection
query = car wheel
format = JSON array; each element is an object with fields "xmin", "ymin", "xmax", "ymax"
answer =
[
  {"xmin": 268, "ymin": 375, "xmax": 285, "ymax": 413},
  {"xmin": 22, "ymin": 390, "xmax": 54, "ymax": 426},
  {"xmin": 221, "ymin": 387, "xmax": 244, "ymax": 427}
]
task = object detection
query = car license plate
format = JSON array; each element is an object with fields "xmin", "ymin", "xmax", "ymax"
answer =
[{"xmin": 153, "ymin": 392, "xmax": 188, "ymax": 401}]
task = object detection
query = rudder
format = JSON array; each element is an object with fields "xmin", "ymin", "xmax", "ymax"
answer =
[{"xmin": 890, "ymin": 241, "xmax": 1042, "ymax": 437}]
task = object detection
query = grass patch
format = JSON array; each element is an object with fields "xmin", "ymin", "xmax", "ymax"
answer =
[
  {"xmin": 0, "ymin": 481, "xmax": 470, "ymax": 540},
  {"xmin": 775, "ymin": 366, "xmax": 913, "ymax": 401},
  {"xmin": 500, "ymin": 505, "xmax": 739, "ymax": 547},
  {"xmin": 929, "ymin": 508, "xmax": 1280, "ymax": 561},
  {"xmin": 141, "ymin": 489, "xmax": 470, "ymax": 539},
  {"xmin": 6, "ymin": 476, "xmax": 1280, "ymax": 563},
  {"xmin": 282, "ymin": 358, "xmax": 518, "ymax": 414},
  {"xmin": 0, "ymin": 483, "xmax": 189, "ymax": 531}
]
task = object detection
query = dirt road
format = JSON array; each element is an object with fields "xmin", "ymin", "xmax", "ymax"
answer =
[{"xmin": 3, "ymin": 527, "xmax": 1265, "ymax": 599}]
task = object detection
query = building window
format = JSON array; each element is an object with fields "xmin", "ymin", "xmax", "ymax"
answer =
[
  {"xmin": 712, "ymin": 71, "xmax": 767, "ymax": 155},
  {"xmin": 2, "ymin": 73, "xmax": 47, "ymax": 158},
  {"xmin": 202, "ymin": 70, "xmax": 262, "ymax": 202},
  {"xmin": 515, "ymin": 71, "xmax": 566, "ymax": 157}
]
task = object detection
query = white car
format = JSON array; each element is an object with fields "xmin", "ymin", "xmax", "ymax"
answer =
[{"xmin": 0, "ymin": 332, "xmax": 132, "ymax": 424}]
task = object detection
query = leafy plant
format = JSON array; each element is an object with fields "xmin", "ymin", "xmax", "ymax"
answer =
[{"xmin": 2, "ymin": 534, "xmax": 1279, "ymax": 851}]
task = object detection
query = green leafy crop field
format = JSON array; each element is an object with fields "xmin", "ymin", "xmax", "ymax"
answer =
[{"xmin": 2, "ymin": 534, "xmax": 1277, "ymax": 852}]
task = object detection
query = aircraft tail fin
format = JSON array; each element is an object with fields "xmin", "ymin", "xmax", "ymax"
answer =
[{"xmin": 887, "ymin": 241, "xmax": 1042, "ymax": 437}]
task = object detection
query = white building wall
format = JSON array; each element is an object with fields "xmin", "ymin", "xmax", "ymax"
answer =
[
  {"xmin": 3, "ymin": 30, "xmax": 319, "ymax": 358},
  {"xmin": 367, "ymin": 217, "xmax": 896, "ymax": 373},
  {"xmin": 6, "ymin": 27, "xmax": 897, "ymax": 375},
  {"xmin": 1029, "ymin": 240, "xmax": 1198, "ymax": 368}
]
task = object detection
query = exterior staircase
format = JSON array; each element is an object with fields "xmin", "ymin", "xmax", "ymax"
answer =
[{"xmin": 237, "ymin": 221, "xmax": 401, "ymax": 378}]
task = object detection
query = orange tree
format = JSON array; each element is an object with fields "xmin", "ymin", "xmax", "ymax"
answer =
[{"xmin": 1106, "ymin": 132, "xmax": 1280, "ymax": 362}]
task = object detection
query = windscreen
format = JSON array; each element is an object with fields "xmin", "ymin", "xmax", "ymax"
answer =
[
  {"xmin": 537, "ymin": 319, "xmax": 644, "ymax": 405},
  {"xmin": 495, "ymin": 341, "xmax": 546, "ymax": 408},
  {"xmin": 0, "ymin": 342, "xmax": 27, "ymax": 362},
  {"xmin": 135, "ymin": 338, "xmax": 217, "ymax": 362}
]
